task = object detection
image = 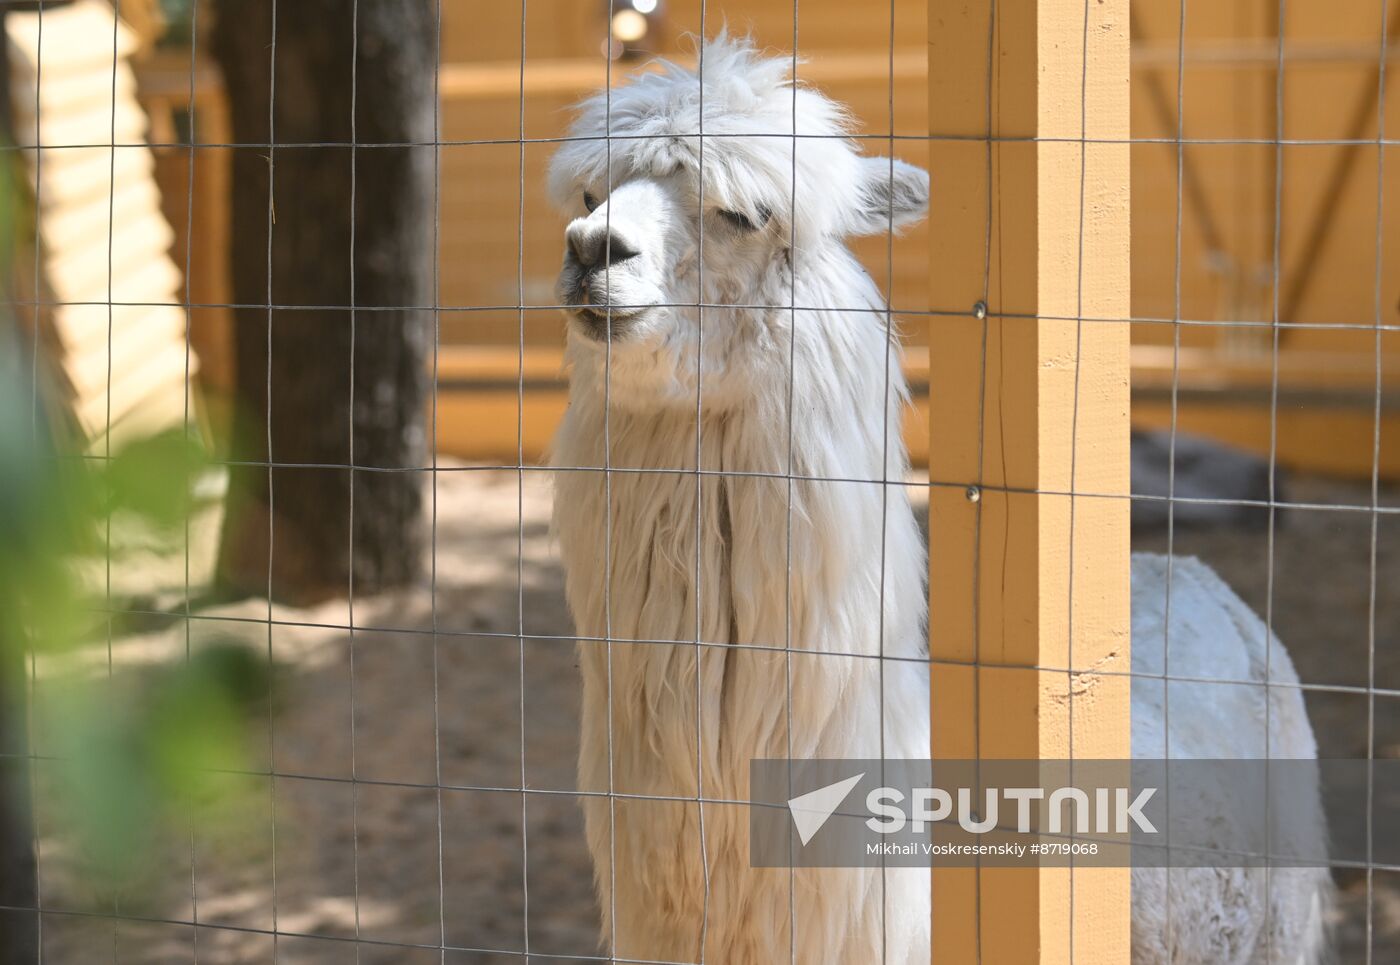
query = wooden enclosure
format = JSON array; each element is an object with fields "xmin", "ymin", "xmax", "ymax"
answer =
[
  {"xmin": 928, "ymin": 0, "xmax": 1132, "ymax": 958},
  {"xmin": 6, "ymin": 3, "xmax": 1394, "ymax": 962},
  {"xmin": 8, "ymin": 0, "xmax": 198, "ymax": 451},
  {"xmin": 17, "ymin": 0, "xmax": 1400, "ymax": 476},
  {"xmin": 426, "ymin": 0, "xmax": 1400, "ymax": 479},
  {"xmin": 431, "ymin": 0, "xmax": 932, "ymax": 462},
  {"xmin": 1130, "ymin": 0, "xmax": 1400, "ymax": 479}
]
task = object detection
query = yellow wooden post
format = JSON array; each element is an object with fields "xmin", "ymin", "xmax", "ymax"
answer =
[{"xmin": 928, "ymin": 0, "xmax": 1131, "ymax": 961}]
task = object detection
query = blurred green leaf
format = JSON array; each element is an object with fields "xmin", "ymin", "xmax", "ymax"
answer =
[
  {"xmin": 101, "ymin": 429, "xmax": 206, "ymax": 534},
  {"xmin": 36, "ymin": 645, "xmax": 269, "ymax": 890},
  {"xmin": 0, "ymin": 366, "xmax": 268, "ymax": 890}
]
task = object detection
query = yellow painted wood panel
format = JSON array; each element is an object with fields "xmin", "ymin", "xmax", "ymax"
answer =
[
  {"xmin": 8, "ymin": 0, "xmax": 195, "ymax": 449},
  {"xmin": 42, "ymin": 177, "xmax": 163, "ymax": 253},
  {"xmin": 85, "ymin": 346, "xmax": 195, "ymax": 449},
  {"xmin": 1134, "ymin": 401, "xmax": 1400, "ymax": 481},
  {"xmin": 929, "ymin": 0, "xmax": 1132, "ymax": 961},
  {"xmin": 434, "ymin": 0, "xmax": 929, "ymax": 353},
  {"xmin": 63, "ymin": 306, "xmax": 186, "ymax": 398},
  {"xmin": 432, "ymin": 345, "xmax": 931, "ymax": 466},
  {"xmin": 1131, "ymin": 0, "xmax": 1400, "ymax": 343},
  {"xmin": 1126, "ymin": 0, "xmax": 1400, "ymax": 486},
  {"xmin": 13, "ymin": 95, "xmax": 148, "ymax": 149},
  {"xmin": 440, "ymin": 0, "xmax": 929, "ymax": 69},
  {"xmin": 3, "ymin": 0, "xmax": 139, "ymax": 72},
  {"xmin": 1132, "ymin": 344, "xmax": 1400, "ymax": 480},
  {"xmin": 19, "ymin": 146, "xmax": 154, "ymax": 208},
  {"xmin": 46, "ymin": 212, "xmax": 174, "ymax": 297}
]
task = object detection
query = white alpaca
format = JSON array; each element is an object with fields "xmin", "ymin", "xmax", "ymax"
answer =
[{"xmin": 549, "ymin": 37, "xmax": 1330, "ymax": 964}]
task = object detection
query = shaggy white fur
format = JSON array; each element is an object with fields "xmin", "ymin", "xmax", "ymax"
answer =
[
  {"xmin": 548, "ymin": 35, "xmax": 1330, "ymax": 964},
  {"xmin": 1128, "ymin": 554, "xmax": 1331, "ymax": 965}
]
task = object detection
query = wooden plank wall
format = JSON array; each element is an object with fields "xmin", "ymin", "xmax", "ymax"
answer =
[
  {"xmin": 134, "ymin": 46, "xmax": 236, "ymax": 452},
  {"xmin": 434, "ymin": 0, "xmax": 929, "ymax": 348},
  {"xmin": 435, "ymin": 0, "xmax": 1399, "ymax": 477},
  {"xmin": 126, "ymin": 0, "xmax": 1393, "ymax": 476},
  {"xmin": 1130, "ymin": 0, "xmax": 1400, "ymax": 478},
  {"xmin": 433, "ymin": 0, "xmax": 929, "ymax": 462},
  {"xmin": 8, "ymin": 0, "xmax": 196, "ymax": 452},
  {"xmin": 1132, "ymin": 0, "xmax": 1400, "ymax": 339}
]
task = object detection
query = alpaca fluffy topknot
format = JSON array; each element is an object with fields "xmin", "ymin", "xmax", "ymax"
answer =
[{"xmin": 547, "ymin": 33, "xmax": 879, "ymax": 244}]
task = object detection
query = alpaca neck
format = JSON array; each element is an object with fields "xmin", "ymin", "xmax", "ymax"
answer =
[{"xmin": 553, "ymin": 248, "xmax": 929, "ymax": 773}]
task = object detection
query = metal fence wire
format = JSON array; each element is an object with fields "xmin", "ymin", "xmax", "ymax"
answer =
[{"xmin": 2, "ymin": 0, "xmax": 1398, "ymax": 962}]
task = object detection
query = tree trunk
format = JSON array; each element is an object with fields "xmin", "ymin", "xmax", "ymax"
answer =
[{"xmin": 212, "ymin": 0, "xmax": 434, "ymax": 603}]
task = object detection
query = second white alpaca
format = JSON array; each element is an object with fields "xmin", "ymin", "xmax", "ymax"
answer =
[{"xmin": 549, "ymin": 36, "xmax": 1330, "ymax": 964}]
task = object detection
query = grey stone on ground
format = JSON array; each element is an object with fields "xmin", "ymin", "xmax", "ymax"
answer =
[{"xmin": 1130, "ymin": 428, "xmax": 1282, "ymax": 531}]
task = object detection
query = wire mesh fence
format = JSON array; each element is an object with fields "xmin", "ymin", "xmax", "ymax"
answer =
[{"xmin": 0, "ymin": 0, "xmax": 1396, "ymax": 962}]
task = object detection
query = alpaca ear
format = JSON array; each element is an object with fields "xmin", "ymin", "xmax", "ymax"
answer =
[{"xmin": 848, "ymin": 157, "xmax": 929, "ymax": 236}]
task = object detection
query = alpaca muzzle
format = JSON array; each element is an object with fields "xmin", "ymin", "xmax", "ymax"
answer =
[
  {"xmin": 559, "ymin": 253, "xmax": 650, "ymax": 341},
  {"xmin": 568, "ymin": 302, "xmax": 647, "ymax": 342}
]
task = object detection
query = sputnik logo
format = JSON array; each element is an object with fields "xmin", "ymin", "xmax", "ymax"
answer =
[{"xmin": 787, "ymin": 773, "xmax": 865, "ymax": 846}]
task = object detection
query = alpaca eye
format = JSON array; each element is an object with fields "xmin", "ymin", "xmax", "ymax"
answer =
[
  {"xmin": 583, "ymin": 191, "xmax": 600, "ymax": 212},
  {"xmin": 717, "ymin": 207, "xmax": 770, "ymax": 232},
  {"xmin": 717, "ymin": 209, "xmax": 756, "ymax": 231}
]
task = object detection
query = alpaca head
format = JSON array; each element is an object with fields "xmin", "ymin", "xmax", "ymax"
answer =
[{"xmin": 548, "ymin": 35, "xmax": 928, "ymax": 408}]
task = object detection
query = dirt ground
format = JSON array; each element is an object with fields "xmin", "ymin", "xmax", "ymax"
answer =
[{"xmin": 22, "ymin": 465, "xmax": 1400, "ymax": 963}]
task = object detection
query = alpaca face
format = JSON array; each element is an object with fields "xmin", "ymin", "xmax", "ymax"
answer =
[
  {"xmin": 548, "ymin": 36, "xmax": 929, "ymax": 409},
  {"xmin": 554, "ymin": 170, "xmax": 789, "ymax": 345}
]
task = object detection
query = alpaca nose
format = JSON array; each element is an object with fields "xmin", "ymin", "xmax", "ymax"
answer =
[{"xmin": 566, "ymin": 221, "xmax": 640, "ymax": 271}]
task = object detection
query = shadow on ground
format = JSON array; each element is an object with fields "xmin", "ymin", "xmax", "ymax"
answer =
[{"xmin": 26, "ymin": 467, "xmax": 1400, "ymax": 962}]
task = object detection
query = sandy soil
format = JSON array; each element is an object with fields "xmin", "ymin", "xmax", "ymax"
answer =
[{"xmin": 24, "ymin": 466, "xmax": 1400, "ymax": 963}]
